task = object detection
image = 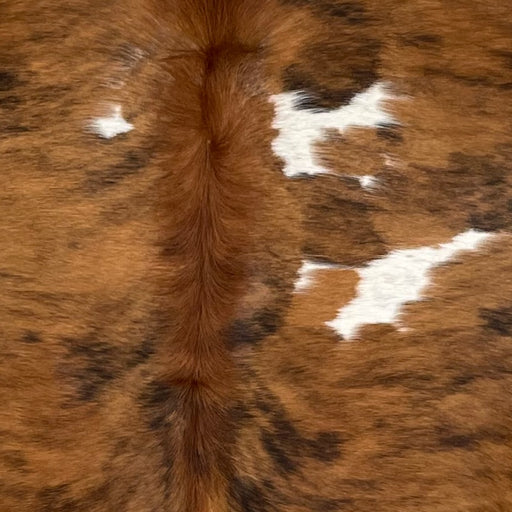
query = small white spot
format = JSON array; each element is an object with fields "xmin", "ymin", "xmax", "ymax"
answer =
[
  {"xmin": 270, "ymin": 82, "xmax": 397, "ymax": 178},
  {"xmin": 90, "ymin": 105, "xmax": 133, "ymax": 139},
  {"xmin": 357, "ymin": 175, "xmax": 378, "ymax": 189},
  {"xmin": 294, "ymin": 260, "xmax": 341, "ymax": 292},
  {"xmin": 326, "ymin": 229, "xmax": 493, "ymax": 340}
]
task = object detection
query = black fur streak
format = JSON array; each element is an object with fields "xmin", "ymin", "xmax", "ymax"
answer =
[
  {"xmin": 140, "ymin": 379, "xmax": 179, "ymax": 431},
  {"xmin": 21, "ymin": 331, "xmax": 42, "ymax": 344},
  {"xmin": 480, "ymin": 307, "xmax": 512, "ymax": 336},
  {"xmin": 0, "ymin": 71, "xmax": 17, "ymax": 91}
]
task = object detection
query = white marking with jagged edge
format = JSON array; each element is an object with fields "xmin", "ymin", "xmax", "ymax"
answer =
[
  {"xmin": 294, "ymin": 260, "xmax": 342, "ymax": 292},
  {"xmin": 270, "ymin": 82, "xmax": 396, "ymax": 177},
  {"xmin": 326, "ymin": 229, "xmax": 493, "ymax": 340},
  {"xmin": 91, "ymin": 105, "xmax": 133, "ymax": 139}
]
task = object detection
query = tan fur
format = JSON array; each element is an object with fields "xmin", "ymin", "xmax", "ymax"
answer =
[{"xmin": 1, "ymin": 1, "xmax": 511, "ymax": 511}]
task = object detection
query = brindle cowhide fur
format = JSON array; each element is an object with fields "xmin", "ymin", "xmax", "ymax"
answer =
[{"xmin": 1, "ymin": 1, "xmax": 512, "ymax": 511}]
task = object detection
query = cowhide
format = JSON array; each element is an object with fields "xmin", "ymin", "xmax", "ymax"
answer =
[{"xmin": 1, "ymin": 1, "xmax": 512, "ymax": 511}]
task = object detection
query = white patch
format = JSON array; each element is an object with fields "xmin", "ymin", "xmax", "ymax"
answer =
[
  {"xmin": 294, "ymin": 260, "xmax": 341, "ymax": 292},
  {"xmin": 357, "ymin": 175, "xmax": 378, "ymax": 189},
  {"xmin": 326, "ymin": 229, "xmax": 492, "ymax": 340},
  {"xmin": 90, "ymin": 105, "xmax": 133, "ymax": 139},
  {"xmin": 270, "ymin": 82, "xmax": 396, "ymax": 178}
]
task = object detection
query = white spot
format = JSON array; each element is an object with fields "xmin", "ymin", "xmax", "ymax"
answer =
[
  {"xmin": 326, "ymin": 229, "xmax": 493, "ymax": 340},
  {"xmin": 294, "ymin": 260, "xmax": 341, "ymax": 292},
  {"xmin": 90, "ymin": 105, "xmax": 133, "ymax": 139},
  {"xmin": 270, "ymin": 82, "xmax": 397, "ymax": 178},
  {"xmin": 357, "ymin": 175, "xmax": 378, "ymax": 189}
]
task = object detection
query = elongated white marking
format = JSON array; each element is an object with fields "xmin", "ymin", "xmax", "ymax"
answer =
[
  {"xmin": 91, "ymin": 105, "xmax": 133, "ymax": 139},
  {"xmin": 294, "ymin": 260, "xmax": 341, "ymax": 292},
  {"xmin": 326, "ymin": 230, "xmax": 492, "ymax": 340},
  {"xmin": 270, "ymin": 82, "xmax": 396, "ymax": 177}
]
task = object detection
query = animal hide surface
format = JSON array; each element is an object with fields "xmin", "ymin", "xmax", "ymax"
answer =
[{"xmin": 1, "ymin": 1, "xmax": 512, "ymax": 511}]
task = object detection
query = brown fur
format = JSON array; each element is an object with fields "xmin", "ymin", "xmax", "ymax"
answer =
[{"xmin": 1, "ymin": 1, "xmax": 512, "ymax": 511}]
